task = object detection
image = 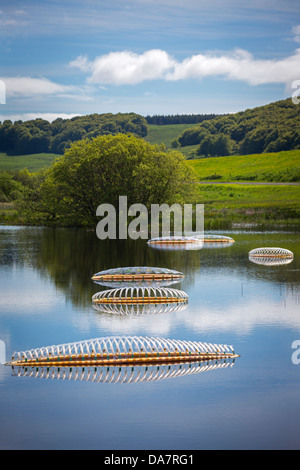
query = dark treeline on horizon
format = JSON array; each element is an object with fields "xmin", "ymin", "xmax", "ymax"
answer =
[{"xmin": 145, "ymin": 113, "xmax": 222, "ymax": 125}]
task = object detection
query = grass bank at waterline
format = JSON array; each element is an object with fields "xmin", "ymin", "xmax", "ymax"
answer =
[{"xmin": 1, "ymin": 184, "xmax": 299, "ymax": 229}]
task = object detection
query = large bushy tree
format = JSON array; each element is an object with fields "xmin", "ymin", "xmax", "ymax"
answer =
[{"xmin": 19, "ymin": 134, "xmax": 199, "ymax": 226}]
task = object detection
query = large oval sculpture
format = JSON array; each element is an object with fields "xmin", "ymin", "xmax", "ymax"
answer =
[
  {"xmin": 249, "ymin": 247, "xmax": 294, "ymax": 266},
  {"xmin": 7, "ymin": 335, "xmax": 239, "ymax": 368}
]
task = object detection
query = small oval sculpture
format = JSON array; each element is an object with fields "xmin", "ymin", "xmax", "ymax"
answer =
[
  {"xmin": 92, "ymin": 286, "xmax": 188, "ymax": 305},
  {"xmin": 249, "ymin": 247, "xmax": 294, "ymax": 258},
  {"xmin": 197, "ymin": 234, "xmax": 235, "ymax": 249},
  {"xmin": 147, "ymin": 236, "xmax": 203, "ymax": 250},
  {"xmin": 249, "ymin": 247, "xmax": 294, "ymax": 266},
  {"xmin": 92, "ymin": 266, "xmax": 184, "ymax": 283},
  {"xmin": 202, "ymin": 234, "xmax": 235, "ymax": 243}
]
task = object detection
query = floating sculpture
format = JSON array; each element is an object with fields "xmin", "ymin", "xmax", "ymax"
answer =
[
  {"xmin": 249, "ymin": 247, "xmax": 294, "ymax": 266},
  {"xmin": 202, "ymin": 234, "xmax": 235, "ymax": 243},
  {"xmin": 92, "ymin": 266, "xmax": 184, "ymax": 284},
  {"xmin": 10, "ymin": 359, "xmax": 236, "ymax": 384},
  {"xmin": 249, "ymin": 247, "xmax": 293, "ymax": 258},
  {"xmin": 92, "ymin": 286, "xmax": 188, "ymax": 306},
  {"xmin": 7, "ymin": 335, "xmax": 239, "ymax": 368},
  {"xmin": 147, "ymin": 236, "xmax": 203, "ymax": 250}
]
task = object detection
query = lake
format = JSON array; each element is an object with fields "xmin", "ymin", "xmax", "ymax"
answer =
[{"xmin": 0, "ymin": 225, "xmax": 299, "ymax": 450}]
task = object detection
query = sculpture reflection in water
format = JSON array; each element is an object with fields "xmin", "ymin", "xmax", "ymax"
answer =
[
  {"xmin": 10, "ymin": 359, "xmax": 236, "ymax": 384},
  {"xmin": 7, "ymin": 335, "xmax": 239, "ymax": 384}
]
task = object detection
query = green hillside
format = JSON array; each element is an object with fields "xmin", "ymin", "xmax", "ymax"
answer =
[
  {"xmin": 188, "ymin": 149, "xmax": 300, "ymax": 182},
  {"xmin": 174, "ymin": 98, "xmax": 300, "ymax": 157},
  {"xmin": 144, "ymin": 123, "xmax": 198, "ymax": 148}
]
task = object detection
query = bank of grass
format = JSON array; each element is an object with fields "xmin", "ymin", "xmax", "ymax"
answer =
[
  {"xmin": 188, "ymin": 149, "xmax": 300, "ymax": 182},
  {"xmin": 0, "ymin": 152, "xmax": 60, "ymax": 172},
  {"xmin": 197, "ymin": 183, "xmax": 300, "ymax": 229},
  {"xmin": 2, "ymin": 184, "xmax": 299, "ymax": 229},
  {"xmin": 0, "ymin": 202, "xmax": 19, "ymax": 224}
]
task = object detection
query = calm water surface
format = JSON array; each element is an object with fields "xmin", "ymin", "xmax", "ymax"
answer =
[{"xmin": 0, "ymin": 226, "xmax": 299, "ymax": 450}]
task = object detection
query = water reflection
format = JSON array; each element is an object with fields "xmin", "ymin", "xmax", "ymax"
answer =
[
  {"xmin": 0, "ymin": 226, "xmax": 299, "ymax": 332},
  {"xmin": 10, "ymin": 359, "xmax": 236, "ymax": 384}
]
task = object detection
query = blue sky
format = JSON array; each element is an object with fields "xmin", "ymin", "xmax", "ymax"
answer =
[{"xmin": 0, "ymin": 0, "xmax": 300, "ymax": 121}]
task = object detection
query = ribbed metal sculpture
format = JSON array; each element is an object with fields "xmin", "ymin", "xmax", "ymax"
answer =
[
  {"xmin": 92, "ymin": 266, "xmax": 184, "ymax": 283},
  {"xmin": 10, "ymin": 359, "xmax": 236, "ymax": 384},
  {"xmin": 92, "ymin": 286, "xmax": 188, "ymax": 306},
  {"xmin": 147, "ymin": 236, "xmax": 203, "ymax": 250},
  {"xmin": 7, "ymin": 335, "xmax": 239, "ymax": 368},
  {"xmin": 203, "ymin": 234, "xmax": 235, "ymax": 243},
  {"xmin": 249, "ymin": 247, "xmax": 293, "ymax": 259},
  {"xmin": 249, "ymin": 247, "xmax": 294, "ymax": 266},
  {"xmin": 200, "ymin": 234, "xmax": 235, "ymax": 248}
]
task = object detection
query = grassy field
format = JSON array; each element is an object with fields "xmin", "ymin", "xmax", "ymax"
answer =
[
  {"xmin": 188, "ymin": 150, "xmax": 300, "ymax": 182},
  {"xmin": 196, "ymin": 183, "xmax": 300, "ymax": 229},
  {"xmin": 144, "ymin": 123, "xmax": 198, "ymax": 149},
  {"xmin": 0, "ymin": 152, "xmax": 60, "ymax": 172}
]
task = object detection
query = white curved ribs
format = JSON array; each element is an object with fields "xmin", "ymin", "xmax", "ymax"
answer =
[
  {"xmin": 11, "ymin": 359, "xmax": 236, "ymax": 384},
  {"xmin": 249, "ymin": 247, "xmax": 294, "ymax": 259},
  {"xmin": 8, "ymin": 335, "xmax": 239, "ymax": 367},
  {"xmin": 92, "ymin": 286, "xmax": 188, "ymax": 305},
  {"xmin": 91, "ymin": 266, "xmax": 184, "ymax": 282},
  {"xmin": 92, "ymin": 300, "xmax": 188, "ymax": 315}
]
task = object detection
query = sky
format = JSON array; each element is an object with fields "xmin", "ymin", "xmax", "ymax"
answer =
[{"xmin": 0, "ymin": 0, "xmax": 300, "ymax": 121}]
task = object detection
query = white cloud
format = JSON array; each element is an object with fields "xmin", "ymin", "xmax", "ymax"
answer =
[
  {"xmin": 2, "ymin": 76, "xmax": 74, "ymax": 97},
  {"xmin": 292, "ymin": 24, "xmax": 300, "ymax": 42},
  {"xmin": 70, "ymin": 47, "xmax": 300, "ymax": 89},
  {"xmin": 0, "ymin": 113, "xmax": 81, "ymax": 123},
  {"xmin": 167, "ymin": 48, "xmax": 300, "ymax": 86},
  {"xmin": 0, "ymin": 76, "xmax": 95, "ymax": 102},
  {"xmin": 71, "ymin": 49, "xmax": 176, "ymax": 85}
]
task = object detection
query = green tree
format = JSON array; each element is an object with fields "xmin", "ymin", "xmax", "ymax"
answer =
[
  {"xmin": 0, "ymin": 171, "xmax": 24, "ymax": 202},
  {"xmin": 19, "ymin": 134, "xmax": 198, "ymax": 226}
]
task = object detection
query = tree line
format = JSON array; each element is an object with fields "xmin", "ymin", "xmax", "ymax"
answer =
[
  {"xmin": 0, "ymin": 113, "xmax": 148, "ymax": 155},
  {"xmin": 172, "ymin": 98, "xmax": 300, "ymax": 157},
  {"xmin": 145, "ymin": 113, "xmax": 221, "ymax": 125}
]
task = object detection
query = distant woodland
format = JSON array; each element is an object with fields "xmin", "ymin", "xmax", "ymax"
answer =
[
  {"xmin": 172, "ymin": 98, "xmax": 300, "ymax": 156},
  {"xmin": 0, "ymin": 113, "xmax": 148, "ymax": 155},
  {"xmin": 0, "ymin": 98, "xmax": 299, "ymax": 157}
]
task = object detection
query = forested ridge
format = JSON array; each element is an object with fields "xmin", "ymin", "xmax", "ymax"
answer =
[
  {"xmin": 145, "ymin": 113, "xmax": 221, "ymax": 125},
  {"xmin": 0, "ymin": 98, "xmax": 299, "ymax": 158},
  {"xmin": 0, "ymin": 112, "xmax": 148, "ymax": 155},
  {"xmin": 172, "ymin": 98, "xmax": 300, "ymax": 156}
]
